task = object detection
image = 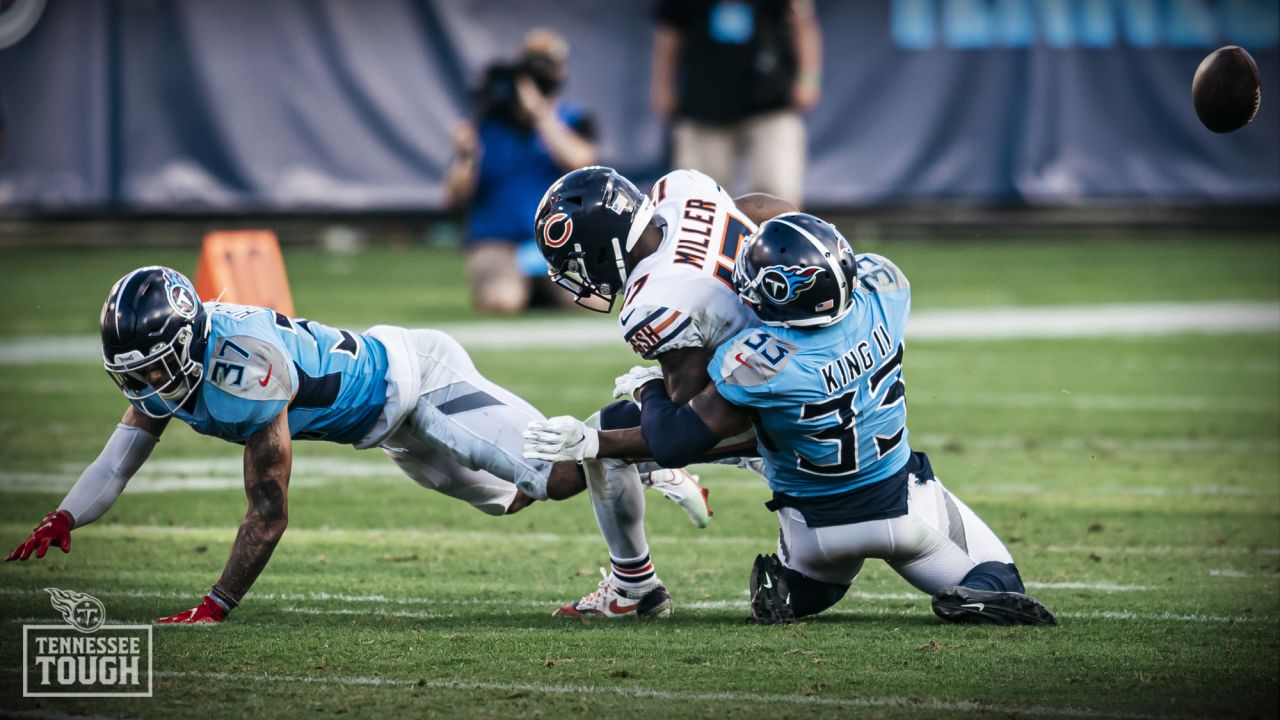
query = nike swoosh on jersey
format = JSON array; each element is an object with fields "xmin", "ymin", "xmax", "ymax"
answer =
[{"xmin": 258, "ymin": 364, "xmax": 273, "ymax": 387}]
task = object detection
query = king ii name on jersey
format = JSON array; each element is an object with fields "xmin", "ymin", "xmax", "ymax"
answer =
[
  {"xmin": 710, "ymin": 254, "xmax": 913, "ymax": 497},
  {"xmin": 144, "ymin": 303, "xmax": 390, "ymax": 445}
]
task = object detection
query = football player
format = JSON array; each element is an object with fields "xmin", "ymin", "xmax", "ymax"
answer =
[
  {"xmin": 526, "ymin": 213, "xmax": 1057, "ymax": 625},
  {"xmin": 5, "ymin": 266, "xmax": 606, "ymax": 623},
  {"xmin": 528, "ymin": 166, "xmax": 794, "ymax": 617}
]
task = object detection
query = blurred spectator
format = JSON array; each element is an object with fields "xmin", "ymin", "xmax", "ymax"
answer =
[
  {"xmin": 652, "ymin": 0, "xmax": 821, "ymax": 207},
  {"xmin": 445, "ymin": 28, "xmax": 598, "ymax": 314}
]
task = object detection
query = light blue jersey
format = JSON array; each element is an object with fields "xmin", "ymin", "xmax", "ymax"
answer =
[
  {"xmin": 142, "ymin": 303, "xmax": 389, "ymax": 444},
  {"xmin": 711, "ymin": 254, "xmax": 912, "ymax": 497}
]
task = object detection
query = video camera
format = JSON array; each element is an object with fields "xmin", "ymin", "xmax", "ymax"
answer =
[{"xmin": 475, "ymin": 51, "xmax": 563, "ymax": 128}]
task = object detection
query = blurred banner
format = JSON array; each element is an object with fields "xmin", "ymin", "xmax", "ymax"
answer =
[{"xmin": 0, "ymin": 0, "xmax": 1277, "ymax": 212}]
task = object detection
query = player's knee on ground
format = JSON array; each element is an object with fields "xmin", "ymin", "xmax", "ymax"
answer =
[
  {"xmin": 782, "ymin": 567, "xmax": 850, "ymax": 618},
  {"xmin": 959, "ymin": 561, "xmax": 1025, "ymax": 594},
  {"xmin": 545, "ymin": 463, "xmax": 587, "ymax": 500}
]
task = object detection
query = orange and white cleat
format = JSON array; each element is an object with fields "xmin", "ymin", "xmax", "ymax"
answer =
[
  {"xmin": 552, "ymin": 569, "xmax": 673, "ymax": 619},
  {"xmin": 642, "ymin": 468, "xmax": 712, "ymax": 528}
]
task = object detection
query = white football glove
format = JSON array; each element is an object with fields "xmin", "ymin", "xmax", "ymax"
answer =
[
  {"xmin": 523, "ymin": 416, "xmax": 600, "ymax": 463},
  {"xmin": 613, "ymin": 365, "xmax": 665, "ymax": 407}
]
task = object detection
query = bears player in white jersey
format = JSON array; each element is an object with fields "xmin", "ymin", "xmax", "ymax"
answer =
[
  {"xmin": 529, "ymin": 166, "xmax": 794, "ymax": 617},
  {"xmin": 5, "ymin": 266, "xmax": 594, "ymax": 623},
  {"xmin": 527, "ymin": 213, "xmax": 1057, "ymax": 625}
]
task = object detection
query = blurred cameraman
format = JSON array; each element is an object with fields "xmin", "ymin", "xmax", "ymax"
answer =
[{"xmin": 445, "ymin": 29, "xmax": 598, "ymax": 314}]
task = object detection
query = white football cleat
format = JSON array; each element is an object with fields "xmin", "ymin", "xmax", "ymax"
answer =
[
  {"xmin": 552, "ymin": 569, "xmax": 673, "ymax": 619},
  {"xmin": 642, "ymin": 468, "xmax": 712, "ymax": 528}
]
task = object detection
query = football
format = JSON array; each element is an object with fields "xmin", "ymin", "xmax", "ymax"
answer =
[{"xmin": 1192, "ymin": 45, "xmax": 1262, "ymax": 133}]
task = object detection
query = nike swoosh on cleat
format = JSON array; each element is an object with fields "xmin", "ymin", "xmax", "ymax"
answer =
[
  {"xmin": 762, "ymin": 574, "xmax": 773, "ymax": 590},
  {"xmin": 960, "ymin": 603, "xmax": 985, "ymax": 612},
  {"xmin": 607, "ymin": 599, "xmax": 639, "ymax": 615}
]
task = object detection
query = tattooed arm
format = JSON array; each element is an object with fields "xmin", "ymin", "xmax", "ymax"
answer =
[
  {"xmin": 154, "ymin": 409, "xmax": 292, "ymax": 624},
  {"xmin": 214, "ymin": 409, "xmax": 293, "ymax": 604}
]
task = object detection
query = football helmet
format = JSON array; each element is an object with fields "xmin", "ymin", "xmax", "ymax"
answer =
[
  {"xmin": 533, "ymin": 166, "xmax": 656, "ymax": 312},
  {"xmin": 100, "ymin": 266, "xmax": 209, "ymax": 418},
  {"xmin": 733, "ymin": 212, "xmax": 857, "ymax": 328}
]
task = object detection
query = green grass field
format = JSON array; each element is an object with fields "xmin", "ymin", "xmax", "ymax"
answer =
[{"xmin": 0, "ymin": 237, "xmax": 1277, "ymax": 718}]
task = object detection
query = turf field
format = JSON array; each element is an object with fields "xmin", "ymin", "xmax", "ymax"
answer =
[{"xmin": 0, "ymin": 237, "xmax": 1277, "ymax": 718}]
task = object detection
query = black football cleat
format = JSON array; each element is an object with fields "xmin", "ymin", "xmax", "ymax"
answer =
[
  {"xmin": 931, "ymin": 586, "xmax": 1058, "ymax": 626},
  {"xmin": 748, "ymin": 553, "xmax": 796, "ymax": 625}
]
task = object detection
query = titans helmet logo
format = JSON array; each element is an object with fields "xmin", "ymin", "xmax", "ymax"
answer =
[
  {"xmin": 542, "ymin": 213, "xmax": 574, "ymax": 249},
  {"xmin": 760, "ymin": 265, "xmax": 823, "ymax": 305},
  {"xmin": 45, "ymin": 587, "xmax": 106, "ymax": 633},
  {"xmin": 162, "ymin": 270, "xmax": 199, "ymax": 320}
]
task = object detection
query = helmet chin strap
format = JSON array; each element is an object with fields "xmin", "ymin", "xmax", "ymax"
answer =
[
  {"xmin": 624, "ymin": 195, "xmax": 656, "ymax": 252},
  {"xmin": 616, "ymin": 195, "xmax": 656, "ymax": 288},
  {"xmin": 612, "ymin": 237, "xmax": 628, "ymax": 286}
]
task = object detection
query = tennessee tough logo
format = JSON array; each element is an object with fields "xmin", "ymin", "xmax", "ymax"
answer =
[{"xmin": 542, "ymin": 213, "xmax": 574, "ymax": 249}]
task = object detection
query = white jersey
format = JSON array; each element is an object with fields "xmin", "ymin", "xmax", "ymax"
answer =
[{"xmin": 619, "ymin": 170, "xmax": 760, "ymax": 360}]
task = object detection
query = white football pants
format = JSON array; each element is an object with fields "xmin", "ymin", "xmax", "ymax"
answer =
[
  {"xmin": 777, "ymin": 474, "xmax": 1014, "ymax": 594},
  {"xmin": 373, "ymin": 328, "xmax": 552, "ymax": 516}
]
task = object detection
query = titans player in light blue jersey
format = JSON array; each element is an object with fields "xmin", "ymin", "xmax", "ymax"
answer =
[
  {"xmin": 6, "ymin": 266, "xmax": 598, "ymax": 623},
  {"xmin": 526, "ymin": 214, "xmax": 1056, "ymax": 626}
]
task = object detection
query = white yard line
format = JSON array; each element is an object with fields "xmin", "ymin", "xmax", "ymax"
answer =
[
  {"xmin": 1, "ymin": 301, "xmax": 1277, "ymax": 365},
  {"xmin": 977, "ymin": 483, "xmax": 1275, "ymax": 499},
  {"xmin": 918, "ymin": 392, "xmax": 1277, "ymax": 413},
  {"xmin": 0, "ymin": 583, "xmax": 1157, "ymax": 608},
  {"xmin": 278, "ymin": 605, "xmax": 455, "ymax": 620},
  {"xmin": 909, "ymin": 434, "xmax": 1280, "ymax": 455},
  {"xmin": 3, "ymin": 523, "xmax": 1276, "ymax": 559},
  {"xmin": 1041, "ymin": 544, "xmax": 1280, "ymax": 557},
  {"xmin": 2, "ymin": 450, "xmax": 1275, "ymax": 497},
  {"xmin": 5, "ymin": 470, "xmax": 1273, "ymax": 498},
  {"xmin": 6, "ymin": 579, "xmax": 1268, "ymax": 626},
  {"xmin": 0, "ymin": 457, "xmax": 406, "ymax": 494}
]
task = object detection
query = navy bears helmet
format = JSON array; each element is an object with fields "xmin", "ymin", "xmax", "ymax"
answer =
[
  {"xmin": 533, "ymin": 166, "xmax": 656, "ymax": 312},
  {"xmin": 734, "ymin": 213, "xmax": 857, "ymax": 328},
  {"xmin": 101, "ymin": 266, "xmax": 209, "ymax": 418}
]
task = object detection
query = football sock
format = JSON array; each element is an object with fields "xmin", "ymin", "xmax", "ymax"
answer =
[
  {"xmin": 959, "ymin": 561, "xmax": 1025, "ymax": 594},
  {"xmin": 587, "ymin": 457, "xmax": 649, "ymax": 557},
  {"xmin": 781, "ymin": 567, "xmax": 850, "ymax": 618},
  {"xmin": 610, "ymin": 552, "xmax": 657, "ymax": 590}
]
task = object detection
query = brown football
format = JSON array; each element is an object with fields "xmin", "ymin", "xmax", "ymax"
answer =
[{"xmin": 1192, "ymin": 46, "xmax": 1262, "ymax": 134}]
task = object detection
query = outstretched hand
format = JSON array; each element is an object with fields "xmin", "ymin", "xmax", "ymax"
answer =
[
  {"xmin": 6, "ymin": 510, "xmax": 72, "ymax": 561},
  {"xmin": 523, "ymin": 416, "xmax": 599, "ymax": 463}
]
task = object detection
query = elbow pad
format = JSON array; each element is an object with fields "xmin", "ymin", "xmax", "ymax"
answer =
[
  {"xmin": 58, "ymin": 423, "xmax": 159, "ymax": 527},
  {"xmin": 639, "ymin": 385, "xmax": 718, "ymax": 468}
]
